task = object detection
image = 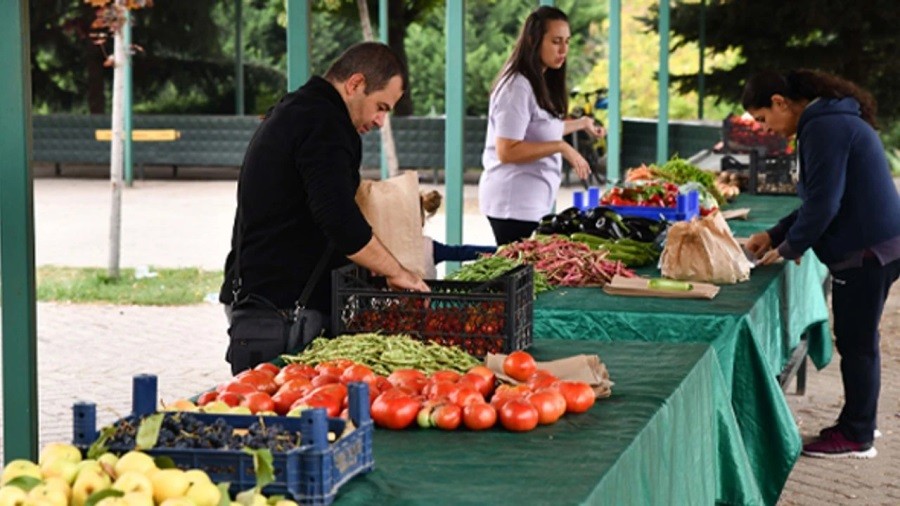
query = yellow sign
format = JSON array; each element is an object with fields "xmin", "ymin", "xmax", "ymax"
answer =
[{"xmin": 94, "ymin": 129, "xmax": 181, "ymax": 142}]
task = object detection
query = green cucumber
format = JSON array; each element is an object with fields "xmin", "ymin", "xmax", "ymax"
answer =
[{"xmin": 648, "ymin": 278, "xmax": 693, "ymax": 291}]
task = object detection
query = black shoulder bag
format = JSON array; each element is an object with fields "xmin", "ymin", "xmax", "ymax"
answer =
[{"xmin": 225, "ymin": 202, "xmax": 334, "ymax": 375}]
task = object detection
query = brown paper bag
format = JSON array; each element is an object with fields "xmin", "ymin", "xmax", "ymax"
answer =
[
  {"xmin": 485, "ymin": 353, "xmax": 614, "ymax": 398},
  {"xmin": 659, "ymin": 211, "xmax": 753, "ymax": 284},
  {"xmin": 355, "ymin": 171, "xmax": 425, "ymax": 277}
]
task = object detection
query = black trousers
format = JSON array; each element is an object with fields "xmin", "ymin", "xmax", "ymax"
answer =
[
  {"xmin": 832, "ymin": 257, "xmax": 900, "ymax": 442},
  {"xmin": 487, "ymin": 217, "xmax": 538, "ymax": 246}
]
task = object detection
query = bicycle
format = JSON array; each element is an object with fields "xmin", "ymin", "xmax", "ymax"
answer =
[{"xmin": 564, "ymin": 86, "xmax": 608, "ymax": 187}]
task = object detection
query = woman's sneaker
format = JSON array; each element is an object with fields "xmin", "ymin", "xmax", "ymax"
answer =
[
  {"xmin": 819, "ymin": 425, "xmax": 882, "ymax": 440},
  {"xmin": 803, "ymin": 429, "xmax": 877, "ymax": 459}
]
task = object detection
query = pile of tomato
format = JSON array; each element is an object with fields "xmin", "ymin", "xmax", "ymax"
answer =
[
  {"xmin": 199, "ymin": 351, "xmax": 596, "ymax": 433},
  {"xmin": 345, "ymin": 299, "xmax": 510, "ymax": 357},
  {"xmin": 600, "ymin": 181, "xmax": 680, "ymax": 208}
]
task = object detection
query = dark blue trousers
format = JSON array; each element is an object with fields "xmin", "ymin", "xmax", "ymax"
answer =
[
  {"xmin": 832, "ymin": 257, "xmax": 900, "ymax": 443},
  {"xmin": 487, "ymin": 217, "xmax": 538, "ymax": 246}
]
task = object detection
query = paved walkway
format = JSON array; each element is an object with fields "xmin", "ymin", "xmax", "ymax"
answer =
[{"xmin": 2, "ymin": 166, "xmax": 898, "ymax": 504}]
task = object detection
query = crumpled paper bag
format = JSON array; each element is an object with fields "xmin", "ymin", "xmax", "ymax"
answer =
[
  {"xmin": 659, "ymin": 211, "xmax": 753, "ymax": 284},
  {"xmin": 355, "ymin": 171, "xmax": 425, "ymax": 277},
  {"xmin": 485, "ymin": 352, "xmax": 613, "ymax": 399}
]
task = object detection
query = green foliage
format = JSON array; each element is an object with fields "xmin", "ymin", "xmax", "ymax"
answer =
[
  {"xmin": 643, "ymin": 0, "xmax": 900, "ymax": 121},
  {"xmin": 36, "ymin": 266, "xmax": 222, "ymax": 306}
]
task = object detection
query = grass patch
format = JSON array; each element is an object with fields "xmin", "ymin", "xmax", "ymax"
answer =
[{"xmin": 37, "ymin": 266, "xmax": 223, "ymax": 305}]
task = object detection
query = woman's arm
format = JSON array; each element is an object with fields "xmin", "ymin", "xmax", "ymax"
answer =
[
  {"xmin": 563, "ymin": 116, "xmax": 606, "ymax": 137},
  {"xmin": 495, "ymin": 137, "xmax": 571, "ymax": 165}
]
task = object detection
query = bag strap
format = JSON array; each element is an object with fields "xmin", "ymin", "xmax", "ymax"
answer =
[{"xmin": 231, "ymin": 176, "xmax": 335, "ymax": 310}]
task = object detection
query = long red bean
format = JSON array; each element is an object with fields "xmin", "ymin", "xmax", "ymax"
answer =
[{"xmin": 495, "ymin": 235, "xmax": 635, "ymax": 287}]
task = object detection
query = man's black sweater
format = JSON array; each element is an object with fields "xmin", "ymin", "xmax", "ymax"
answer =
[{"xmin": 219, "ymin": 76, "xmax": 373, "ymax": 312}]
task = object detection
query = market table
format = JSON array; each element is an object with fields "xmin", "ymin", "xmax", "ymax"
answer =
[
  {"xmin": 531, "ymin": 196, "xmax": 832, "ymax": 505},
  {"xmin": 336, "ymin": 340, "xmax": 764, "ymax": 506}
]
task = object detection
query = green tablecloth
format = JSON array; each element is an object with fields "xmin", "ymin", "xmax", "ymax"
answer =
[
  {"xmin": 336, "ymin": 341, "xmax": 764, "ymax": 506},
  {"xmin": 534, "ymin": 248, "xmax": 831, "ymax": 504},
  {"xmin": 726, "ymin": 193, "xmax": 802, "ymax": 237}
]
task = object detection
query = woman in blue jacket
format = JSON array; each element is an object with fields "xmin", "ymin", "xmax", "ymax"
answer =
[{"xmin": 744, "ymin": 69, "xmax": 900, "ymax": 459}]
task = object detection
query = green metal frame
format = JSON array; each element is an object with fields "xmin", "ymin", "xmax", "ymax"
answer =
[
  {"xmin": 656, "ymin": 0, "xmax": 671, "ymax": 164},
  {"xmin": 124, "ymin": 8, "xmax": 134, "ymax": 186},
  {"xmin": 607, "ymin": 0, "xmax": 622, "ymax": 181},
  {"xmin": 235, "ymin": 0, "xmax": 245, "ymax": 115},
  {"xmin": 379, "ymin": 0, "xmax": 389, "ymax": 180},
  {"xmin": 287, "ymin": 0, "xmax": 311, "ymax": 91},
  {"xmin": 0, "ymin": 0, "xmax": 39, "ymax": 463},
  {"xmin": 444, "ymin": 1, "xmax": 465, "ymax": 254}
]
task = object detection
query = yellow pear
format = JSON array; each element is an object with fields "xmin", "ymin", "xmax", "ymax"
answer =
[
  {"xmin": 149, "ymin": 468, "xmax": 190, "ymax": 504},
  {"xmin": 41, "ymin": 477, "xmax": 71, "ymax": 499},
  {"xmin": 113, "ymin": 452, "xmax": 156, "ymax": 477},
  {"xmin": 0, "ymin": 486, "xmax": 27, "ymax": 506},
  {"xmin": 70, "ymin": 468, "xmax": 112, "ymax": 506},
  {"xmin": 112, "ymin": 471, "xmax": 154, "ymax": 497},
  {"xmin": 274, "ymin": 500, "xmax": 300, "ymax": 506},
  {"xmin": 26, "ymin": 484, "xmax": 68, "ymax": 506},
  {"xmin": 0, "ymin": 460, "xmax": 41, "ymax": 486},
  {"xmin": 185, "ymin": 480, "xmax": 222, "ymax": 506},
  {"xmin": 40, "ymin": 458, "xmax": 80, "ymax": 485},
  {"xmin": 184, "ymin": 469, "xmax": 213, "ymax": 487},
  {"xmin": 38, "ymin": 443, "xmax": 82, "ymax": 466},
  {"xmin": 234, "ymin": 489, "xmax": 267, "ymax": 506},
  {"xmin": 159, "ymin": 498, "xmax": 196, "ymax": 506},
  {"xmin": 120, "ymin": 491, "xmax": 154, "ymax": 506}
]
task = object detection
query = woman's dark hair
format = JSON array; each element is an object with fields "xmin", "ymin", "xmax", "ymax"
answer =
[
  {"xmin": 324, "ymin": 42, "xmax": 408, "ymax": 94},
  {"xmin": 741, "ymin": 69, "xmax": 878, "ymax": 128},
  {"xmin": 493, "ymin": 6, "xmax": 569, "ymax": 118}
]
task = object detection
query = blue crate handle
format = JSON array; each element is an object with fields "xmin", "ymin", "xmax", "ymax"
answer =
[
  {"xmin": 132, "ymin": 374, "xmax": 157, "ymax": 416},
  {"xmin": 72, "ymin": 402, "xmax": 98, "ymax": 447}
]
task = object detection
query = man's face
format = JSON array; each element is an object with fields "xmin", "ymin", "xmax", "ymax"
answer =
[{"xmin": 345, "ymin": 74, "xmax": 404, "ymax": 134}]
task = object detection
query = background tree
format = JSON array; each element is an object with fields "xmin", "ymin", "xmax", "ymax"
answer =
[{"xmin": 642, "ymin": 0, "xmax": 900, "ymax": 122}]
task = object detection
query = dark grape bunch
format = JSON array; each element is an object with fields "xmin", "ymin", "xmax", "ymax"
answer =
[{"xmin": 104, "ymin": 412, "xmax": 303, "ymax": 452}]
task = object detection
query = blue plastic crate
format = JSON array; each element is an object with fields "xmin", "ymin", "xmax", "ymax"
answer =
[
  {"xmin": 573, "ymin": 189, "xmax": 699, "ymax": 222},
  {"xmin": 72, "ymin": 375, "xmax": 373, "ymax": 506}
]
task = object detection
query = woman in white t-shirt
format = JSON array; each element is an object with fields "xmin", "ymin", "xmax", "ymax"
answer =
[{"xmin": 479, "ymin": 6, "xmax": 604, "ymax": 245}]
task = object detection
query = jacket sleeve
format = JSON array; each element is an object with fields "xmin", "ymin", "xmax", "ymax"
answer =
[
  {"xmin": 776, "ymin": 121, "xmax": 849, "ymax": 259},
  {"xmin": 432, "ymin": 240, "xmax": 497, "ymax": 264},
  {"xmin": 296, "ymin": 115, "xmax": 372, "ymax": 256}
]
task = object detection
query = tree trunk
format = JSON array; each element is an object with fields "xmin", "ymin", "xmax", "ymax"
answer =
[
  {"xmin": 108, "ymin": 2, "xmax": 126, "ymax": 279},
  {"xmin": 357, "ymin": 0, "xmax": 399, "ymax": 177},
  {"xmin": 388, "ymin": 2, "xmax": 413, "ymax": 116}
]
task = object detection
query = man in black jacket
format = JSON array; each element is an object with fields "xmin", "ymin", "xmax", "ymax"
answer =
[{"xmin": 220, "ymin": 42, "xmax": 428, "ymax": 372}]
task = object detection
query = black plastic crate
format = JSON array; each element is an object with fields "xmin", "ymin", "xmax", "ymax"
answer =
[
  {"xmin": 331, "ymin": 263, "xmax": 534, "ymax": 357},
  {"xmin": 73, "ymin": 375, "xmax": 373, "ymax": 506},
  {"xmin": 722, "ymin": 114, "xmax": 790, "ymax": 155},
  {"xmin": 720, "ymin": 151, "xmax": 797, "ymax": 195}
]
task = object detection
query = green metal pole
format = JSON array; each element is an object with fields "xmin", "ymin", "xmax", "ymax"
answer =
[
  {"xmin": 0, "ymin": 0, "xmax": 39, "ymax": 463},
  {"xmin": 287, "ymin": 0, "xmax": 311, "ymax": 91},
  {"xmin": 379, "ymin": 0, "xmax": 388, "ymax": 180},
  {"xmin": 124, "ymin": 7, "xmax": 133, "ymax": 186},
  {"xmin": 445, "ymin": 0, "xmax": 464, "ymax": 253},
  {"xmin": 539, "ymin": 0, "xmax": 554, "ymax": 6},
  {"xmin": 235, "ymin": 0, "xmax": 245, "ymax": 115},
  {"xmin": 698, "ymin": 0, "xmax": 706, "ymax": 119},
  {"xmin": 607, "ymin": 0, "xmax": 622, "ymax": 181},
  {"xmin": 656, "ymin": 0, "xmax": 670, "ymax": 164}
]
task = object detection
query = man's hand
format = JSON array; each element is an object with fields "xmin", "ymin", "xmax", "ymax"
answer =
[{"xmin": 386, "ymin": 268, "xmax": 430, "ymax": 292}]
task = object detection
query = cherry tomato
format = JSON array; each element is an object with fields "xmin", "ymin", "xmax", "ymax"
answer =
[
  {"xmin": 557, "ymin": 381, "xmax": 596, "ymax": 414},
  {"xmin": 463, "ymin": 403, "xmax": 497, "ymax": 431},
  {"xmin": 499, "ymin": 398, "xmax": 539, "ymax": 432},
  {"xmin": 503, "ymin": 351, "xmax": 537, "ymax": 382}
]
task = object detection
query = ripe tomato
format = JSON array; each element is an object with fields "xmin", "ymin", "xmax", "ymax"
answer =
[
  {"xmin": 311, "ymin": 374, "xmax": 341, "ymax": 387},
  {"xmin": 294, "ymin": 392, "xmax": 342, "ymax": 417},
  {"xmin": 305, "ymin": 383, "xmax": 348, "ymax": 405},
  {"xmin": 431, "ymin": 403, "xmax": 462, "ymax": 430},
  {"xmin": 387, "ymin": 369, "xmax": 428, "ymax": 393},
  {"xmin": 370, "ymin": 391, "xmax": 421, "ymax": 430},
  {"xmin": 458, "ymin": 373, "xmax": 493, "ymax": 398},
  {"xmin": 503, "ymin": 351, "xmax": 537, "ymax": 382},
  {"xmin": 557, "ymin": 381, "xmax": 596, "ymax": 414},
  {"xmin": 272, "ymin": 389, "xmax": 306, "ymax": 415},
  {"xmin": 429, "ymin": 370, "xmax": 461, "ymax": 383},
  {"xmin": 236, "ymin": 370, "xmax": 277, "ymax": 394},
  {"xmin": 221, "ymin": 381, "xmax": 257, "ymax": 397},
  {"xmin": 253, "ymin": 362, "xmax": 281, "ymax": 377},
  {"xmin": 241, "ymin": 391, "xmax": 275, "ymax": 414},
  {"xmin": 217, "ymin": 391, "xmax": 242, "ymax": 407},
  {"xmin": 315, "ymin": 359, "xmax": 354, "ymax": 377},
  {"xmin": 525, "ymin": 370, "xmax": 558, "ymax": 391},
  {"xmin": 527, "ymin": 391, "xmax": 565, "ymax": 425},
  {"xmin": 498, "ymin": 398, "xmax": 539, "ymax": 432},
  {"xmin": 276, "ymin": 377, "xmax": 312, "ymax": 396},
  {"xmin": 341, "ymin": 364, "xmax": 376, "ymax": 385},
  {"xmin": 423, "ymin": 381, "xmax": 459, "ymax": 401},
  {"xmin": 467, "ymin": 365, "xmax": 495, "ymax": 384},
  {"xmin": 448, "ymin": 386, "xmax": 484, "ymax": 407},
  {"xmin": 463, "ymin": 403, "xmax": 497, "ymax": 431},
  {"xmin": 196, "ymin": 390, "xmax": 218, "ymax": 406},
  {"xmin": 275, "ymin": 363, "xmax": 317, "ymax": 385}
]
